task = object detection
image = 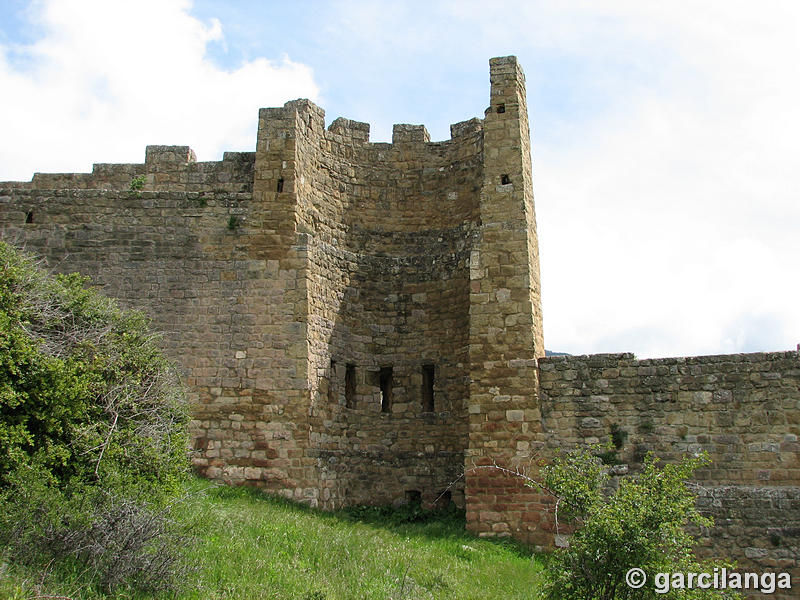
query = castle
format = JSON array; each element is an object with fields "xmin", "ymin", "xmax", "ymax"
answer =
[{"xmin": 1, "ymin": 56, "xmax": 798, "ymax": 592}]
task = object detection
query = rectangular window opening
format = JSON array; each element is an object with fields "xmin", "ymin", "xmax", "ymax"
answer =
[
  {"xmin": 501, "ymin": 174, "xmax": 511, "ymax": 185},
  {"xmin": 405, "ymin": 490, "xmax": 421, "ymax": 506},
  {"xmin": 345, "ymin": 364, "xmax": 356, "ymax": 408},
  {"xmin": 422, "ymin": 364, "xmax": 435, "ymax": 412},
  {"xmin": 379, "ymin": 366, "xmax": 393, "ymax": 413},
  {"xmin": 497, "ymin": 103, "xmax": 505, "ymax": 114},
  {"xmin": 25, "ymin": 211, "xmax": 33, "ymax": 224},
  {"xmin": 277, "ymin": 178, "xmax": 284, "ymax": 193}
]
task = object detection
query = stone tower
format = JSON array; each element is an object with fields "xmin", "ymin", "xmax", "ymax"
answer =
[
  {"xmin": 237, "ymin": 56, "xmax": 547, "ymax": 534},
  {"xmin": 465, "ymin": 56, "xmax": 548, "ymax": 543}
]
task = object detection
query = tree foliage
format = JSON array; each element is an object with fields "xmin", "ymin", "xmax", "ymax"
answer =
[{"xmin": 0, "ymin": 241, "xmax": 192, "ymax": 591}]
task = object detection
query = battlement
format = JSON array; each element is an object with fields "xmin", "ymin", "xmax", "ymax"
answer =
[
  {"xmin": 2, "ymin": 97, "xmax": 492, "ymax": 198},
  {"xmin": 0, "ymin": 56, "xmax": 530, "ymax": 197},
  {"xmin": 1, "ymin": 144, "xmax": 254, "ymax": 193},
  {"xmin": 144, "ymin": 145, "xmax": 197, "ymax": 165},
  {"xmin": 257, "ymin": 98, "xmax": 486, "ymax": 149},
  {"xmin": 328, "ymin": 117, "xmax": 370, "ymax": 142}
]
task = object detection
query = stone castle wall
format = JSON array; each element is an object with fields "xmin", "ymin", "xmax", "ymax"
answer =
[
  {"xmin": 464, "ymin": 56, "xmax": 549, "ymax": 546},
  {"xmin": 6, "ymin": 146, "xmax": 254, "ymax": 193},
  {"xmin": 1, "ymin": 56, "xmax": 798, "ymax": 594},
  {"xmin": 694, "ymin": 486, "xmax": 800, "ymax": 596},
  {"xmin": 0, "ymin": 70, "xmax": 494, "ymax": 510},
  {"xmin": 539, "ymin": 352, "xmax": 800, "ymax": 485},
  {"xmin": 251, "ymin": 97, "xmax": 486, "ymax": 507}
]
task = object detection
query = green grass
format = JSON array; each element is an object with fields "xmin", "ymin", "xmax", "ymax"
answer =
[{"xmin": 0, "ymin": 478, "xmax": 545, "ymax": 599}]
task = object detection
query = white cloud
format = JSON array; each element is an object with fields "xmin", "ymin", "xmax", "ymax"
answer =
[
  {"xmin": 525, "ymin": 2, "xmax": 800, "ymax": 357},
  {"xmin": 0, "ymin": 0, "xmax": 319, "ymax": 180}
]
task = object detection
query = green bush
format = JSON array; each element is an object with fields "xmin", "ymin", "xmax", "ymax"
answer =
[
  {"xmin": 0, "ymin": 241, "xmax": 192, "ymax": 592},
  {"xmin": 129, "ymin": 174, "xmax": 146, "ymax": 191},
  {"xmin": 540, "ymin": 447, "xmax": 738, "ymax": 599}
]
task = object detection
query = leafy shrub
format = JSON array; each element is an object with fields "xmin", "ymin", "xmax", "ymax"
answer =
[
  {"xmin": 0, "ymin": 470, "xmax": 194, "ymax": 592},
  {"xmin": 0, "ymin": 241, "xmax": 192, "ymax": 591},
  {"xmin": 129, "ymin": 174, "xmax": 146, "ymax": 191},
  {"xmin": 609, "ymin": 422, "xmax": 628, "ymax": 449},
  {"xmin": 540, "ymin": 447, "xmax": 737, "ymax": 599}
]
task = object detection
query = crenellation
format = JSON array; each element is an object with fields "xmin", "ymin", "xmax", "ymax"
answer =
[
  {"xmin": 4, "ymin": 145, "xmax": 254, "ymax": 193},
  {"xmin": 1, "ymin": 57, "xmax": 798, "ymax": 596},
  {"xmin": 450, "ymin": 118, "xmax": 484, "ymax": 139},
  {"xmin": 145, "ymin": 144, "xmax": 197, "ymax": 164},
  {"xmin": 327, "ymin": 117, "xmax": 370, "ymax": 143},
  {"xmin": 392, "ymin": 124, "xmax": 430, "ymax": 144}
]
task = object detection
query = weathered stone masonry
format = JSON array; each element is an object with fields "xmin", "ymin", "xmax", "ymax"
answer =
[
  {"xmin": 1, "ymin": 56, "xmax": 798, "ymax": 593},
  {"xmin": 538, "ymin": 351, "xmax": 800, "ymax": 597}
]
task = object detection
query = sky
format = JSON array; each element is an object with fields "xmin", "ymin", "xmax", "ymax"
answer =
[{"xmin": 1, "ymin": 0, "xmax": 798, "ymax": 359}]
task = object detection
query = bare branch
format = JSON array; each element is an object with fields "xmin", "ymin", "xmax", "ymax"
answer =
[{"xmin": 93, "ymin": 412, "xmax": 119, "ymax": 478}]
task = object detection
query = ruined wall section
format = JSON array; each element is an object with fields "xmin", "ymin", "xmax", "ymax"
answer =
[
  {"xmin": 287, "ymin": 99, "xmax": 484, "ymax": 508},
  {"xmin": 3, "ymin": 146, "xmax": 254, "ymax": 193},
  {"xmin": 539, "ymin": 351, "xmax": 800, "ymax": 595}
]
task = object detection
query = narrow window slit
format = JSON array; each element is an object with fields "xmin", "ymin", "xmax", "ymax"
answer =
[
  {"xmin": 25, "ymin": 211, "xmax": 33, "ymax": 224},
  {"xmin": 422, "ymin": 363, "xmax": 435, "ymax": 412},
  {"xmin": 328, "ymin": 359, "xmax": 337, "ymax": 403},
  {"xmin": 345, "ymin": 364, "xmax": 356, "ymax": 408},
  {"xmin": 379, "ymin": 366, "xmax": 393, "ymax": 413},
  {"xmin": 276, "ymin": 178, "xmax": 284, "ymax": 193}
]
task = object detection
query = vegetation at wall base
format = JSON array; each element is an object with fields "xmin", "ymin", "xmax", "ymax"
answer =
[
  {"xmin": 1, "ymin": 478, "xmax": 546, "ymax": 599},
  {"xmin": 0, "ymin": 242, "xmax": 542, "ymax": 599},
  {"xmin": 0, "ymin": 241, "xmax": 192, "ymax": 595},
  {"xmin": 540, "ymin": 447, "xmax": 740, "ymax": 600}
]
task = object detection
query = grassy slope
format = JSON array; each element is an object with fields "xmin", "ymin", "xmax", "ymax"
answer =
[{"xmin": 1, "ymin": 479, "xmax": 544, "ymax": 600}]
